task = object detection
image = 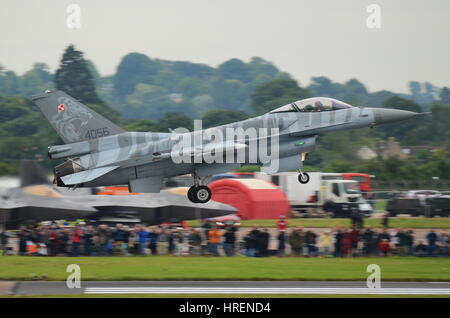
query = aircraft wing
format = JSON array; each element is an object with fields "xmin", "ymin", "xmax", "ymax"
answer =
[
  {"xmin": 66, "ymin": 190, "xmax": 236, "ymax": 224},
  {"xmin": 0, "ymin": 191, "xmax": 97, "ymax": 229}
]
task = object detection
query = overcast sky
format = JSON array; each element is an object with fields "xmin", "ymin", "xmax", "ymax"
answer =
[{"xmin": 1, "ymin": 0, "xmax": 449, "ymax": 93}]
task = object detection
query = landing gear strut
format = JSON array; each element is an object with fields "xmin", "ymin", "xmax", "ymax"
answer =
[
  {"xmin": 187, "ymin": 172, "xmax": 212, "ymax": 203},
  {"xmin": 298, "ymin": 171, "xmax": 310, "ymax": 184}
]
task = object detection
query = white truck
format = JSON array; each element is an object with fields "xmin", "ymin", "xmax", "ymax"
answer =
[{"xmin": 254, "ymin": 172, "xmax": 373, "ymax": 217}]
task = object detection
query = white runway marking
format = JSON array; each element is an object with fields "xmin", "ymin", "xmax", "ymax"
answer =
[{"xmin": 85, "ymin": 287, "xmax": 450, "ymax": 295}]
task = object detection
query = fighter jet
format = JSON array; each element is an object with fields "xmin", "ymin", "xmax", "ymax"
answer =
[
  {"xmin": 0, "ymin": 161, "xmax": 235, "ymax": 229},
  {"xmin": 31, "ymin": 90, "xmax": 425, "ymax": 204}
]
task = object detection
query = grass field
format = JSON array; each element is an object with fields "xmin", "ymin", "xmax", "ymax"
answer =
[
  {"xmin": 1, "ymin": 256, "xmax": 449, "ymax": 281},
  {"xmin": 187, "ymin": 217, "xmax": 450, "ymax": 229}
]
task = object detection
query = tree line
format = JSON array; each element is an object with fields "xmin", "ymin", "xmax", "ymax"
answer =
[{"xmin": 0, "ymin": 45, "xmax": 449, "ymax": 181}]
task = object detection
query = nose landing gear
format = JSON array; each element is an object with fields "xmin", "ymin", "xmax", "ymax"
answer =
[{"xmin": 298, "ymin": 171, "xmax": 310, "ymax": 184}]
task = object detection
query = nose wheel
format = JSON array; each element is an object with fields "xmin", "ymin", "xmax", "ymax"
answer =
[{"xmin": 298, "ymin": 172, "xmax": 310, "ymax": 184}]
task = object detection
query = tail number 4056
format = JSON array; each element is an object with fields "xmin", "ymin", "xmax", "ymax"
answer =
[{"xmin": 85, "ymin": 127, "xmax": 110, "ymax": 140}]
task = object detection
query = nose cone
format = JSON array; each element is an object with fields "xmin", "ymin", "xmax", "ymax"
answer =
[{"xmin": 372, "ymin": 108, "xmax": 420, "ymax": 125}]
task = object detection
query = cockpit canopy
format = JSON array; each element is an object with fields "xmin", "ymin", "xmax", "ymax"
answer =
[{"xmin": 270, "ymin": 97, "xmax": 353, "ymax": 114}]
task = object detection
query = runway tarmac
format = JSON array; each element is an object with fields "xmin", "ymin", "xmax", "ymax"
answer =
[{"xmin": 5, "ymin": 281, "xmax": 450, "ymax": 295}]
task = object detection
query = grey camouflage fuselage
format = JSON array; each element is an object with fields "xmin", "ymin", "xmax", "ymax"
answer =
[{"xmin": 32, "ymin": 91, "xmax": 422, "ymax": 193}]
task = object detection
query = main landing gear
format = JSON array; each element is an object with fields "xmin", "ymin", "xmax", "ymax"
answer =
[{"xmin": 187, "ymin": 172, "xmax": 212, "ymax": 203}]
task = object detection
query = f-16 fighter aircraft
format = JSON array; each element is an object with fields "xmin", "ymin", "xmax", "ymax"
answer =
[{"xmin": 32, "ymin": 90, "xmax": 425, "ymax": 203}]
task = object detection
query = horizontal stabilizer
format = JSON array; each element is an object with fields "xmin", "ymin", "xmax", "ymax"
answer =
[{"xmin": 61, "ymin": 166, "xmax": 119, "ymax": 185}]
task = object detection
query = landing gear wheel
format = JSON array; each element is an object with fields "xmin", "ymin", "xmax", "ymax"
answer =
[
  {"xmin": 194, "ymin": 185, "xmax": 212, "ymax": 203},
  {"xmin": 187, "ymin": 186, "xmax": 199, "ymax": 203},
  {"xmin": 298, "ymin": 172, "xmax": 310, "ymax": 184}
]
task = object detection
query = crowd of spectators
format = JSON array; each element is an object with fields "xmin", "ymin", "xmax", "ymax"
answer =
[{"xmin": 0, "ymin": 217, "xmax": 448, "ymax": 258}]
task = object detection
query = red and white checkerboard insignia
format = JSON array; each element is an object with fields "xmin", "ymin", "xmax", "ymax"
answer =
[{"xmin": 57, "ymin": 104, "xmax": 65, "ymax": 112}]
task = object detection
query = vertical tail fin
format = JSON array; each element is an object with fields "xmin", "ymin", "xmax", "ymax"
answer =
[{"xmin": 31, "ymin": 90, "xmax": 125, "ymax": 144}]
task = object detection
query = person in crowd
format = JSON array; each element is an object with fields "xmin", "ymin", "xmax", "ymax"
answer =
[
  {"xmin": 438, "ymin": 231, "xmax": 449, "ymax": 256},
  {"xmin": 0, "ymin": 228, "xmax": 9, "ymax": 256},
  {"xmin": 257, "ymin": 228, "xmax": 270, "ymax": 257},
  {"xmin": 333, "ymin": 228, "xmax": 343, "ymax": 257},
  {"xmin": 349, "ymin": 224, "xmax": 360, "ymax": 256},
  {"xmin": 189, "ymin": 228, "xmax": 203, "ymax": 255},
  {"xmin": 178, "ymin": 228, "xmax": 191, "ymax": 256},
  {"xmin": 277, "ymin": 215, "xmax": 288, "ymax": 231},
  {"xmin": 97, "ymin": 224, "xmax": 110, "ymax": 256},
  {"xmin": 361, "ymin": 226, "xmax": 374, "ymax": 256},
  {"xmin": 17, "ymin": 227, "xmax": 28, "ymax": 256},
  {"xmin": 112, "ymin": 224, "xmax": 127, "ymax": 255},
  {"xmin": 277, "ymin": 229, "xmax": 286, "ymax": 257},
  {"xmin": 246, "ymin": 226, "xmax": 260, "ymax": 257},
  {"xmin": 406, "ymin": 229, "xmax": 415, "ymax": 256},
  {"xmin": 58, "ymin": 228, "xmax": 70, "ymax": 256},
  {"xmin": 47, "ymin": 226, "xmax": 58, "ymax": 257},
  {"xmin": 289, "ymin": 227, "xmax": 305, "ymax": 256},
  {"xmin": 223, "ymin": 225, "xmax": 237, "ymax": 257},
  {"xmin": 167, "ymin": 229, "xmax": 176, "ymax": 254},
  {"xmin": 414, "ymin": 239, "xmax": 427, "ymax": 256},
  {"xmin": 341, "ymin": 228, "xmax": 352, "ymax": 257},
  {"xmin": 305, "ymin": 229, "xmax": 318, "ymax": 257},
  {"xmin": 71, "ymin": 225, "xmax": 83, "ymax": 256},
  {"xmin": 208, "ymin": 225, "xmax": 221, "ymax": 256},
  {"xmin": 136, "ymin": 225, "xmax": 149, "ymax": 255},
  {"xmin": 83, "ymin": 225, "xmax": 95, "ymax": 256},
  {"xmin": 319, "ymin": 230, "xmax": 332, "ymax": 257},
  {"xmin": 375, "ymin": 229, "xmax": 390, "ymax": 255},
  {"xmin": 148, "ymin": 226, "xmax": 159, "ymax": 255},
  {"xmin": 426, "ymin": 229, "xmax": 438, "ymax": 257},
  {"xmin": 378, "ymin": 238, "xmax": 391, "ymax": 256},
  {"xmin": 396, "ymin": 228, "xmax": 410, "ymax": 256}
]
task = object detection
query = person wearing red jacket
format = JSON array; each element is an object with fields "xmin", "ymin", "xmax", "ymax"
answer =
[
  {"xmin": 71, "ymin": 226, "xmax": 83, "ymax": 257},
  {"xmin": 277, "ymin": 215, "xmax": 288, "ymax": 231}
]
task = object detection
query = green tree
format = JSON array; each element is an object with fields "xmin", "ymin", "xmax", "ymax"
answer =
[
  {"xmin": 217, "ymin": 58, "xmax": 251, "ymax": 82},
  {"xmin": 440, "ymin": 87, "xmax": 450, "ymax": 104},
  {"xmin": 0, "ymin": 67, "xmax": 19, "ymax": 96},
  {"xmin": 114, "ymin": 53, "xmax": 161, "ymax": 99},
  {"xmin": 126, "ymin": 83, "xmax": 177, "ymax": 120},
  {"xmin": 54, "ymin": 45, "xmax": 102, "ymax": 104},
  {"xmin": 157, "ymin": 112, "xmax": 193, "ymax": 131},
  {"xmin": 212, "ymin": 78, "xmax": 249, "ymax": 111},
  {"xmin": 125, "ymin": 119, "xmax": 159, "ymax": 132}
]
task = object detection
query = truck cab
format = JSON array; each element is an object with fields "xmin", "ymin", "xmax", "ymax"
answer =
[{"xmin": 321, "ymin": 180, "xmax": 373, "ymax": 217}]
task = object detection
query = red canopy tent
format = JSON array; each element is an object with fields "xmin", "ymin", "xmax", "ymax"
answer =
[{"xmin": 209, "ymin": 178, "xmax": 291, "ymax": 220}]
